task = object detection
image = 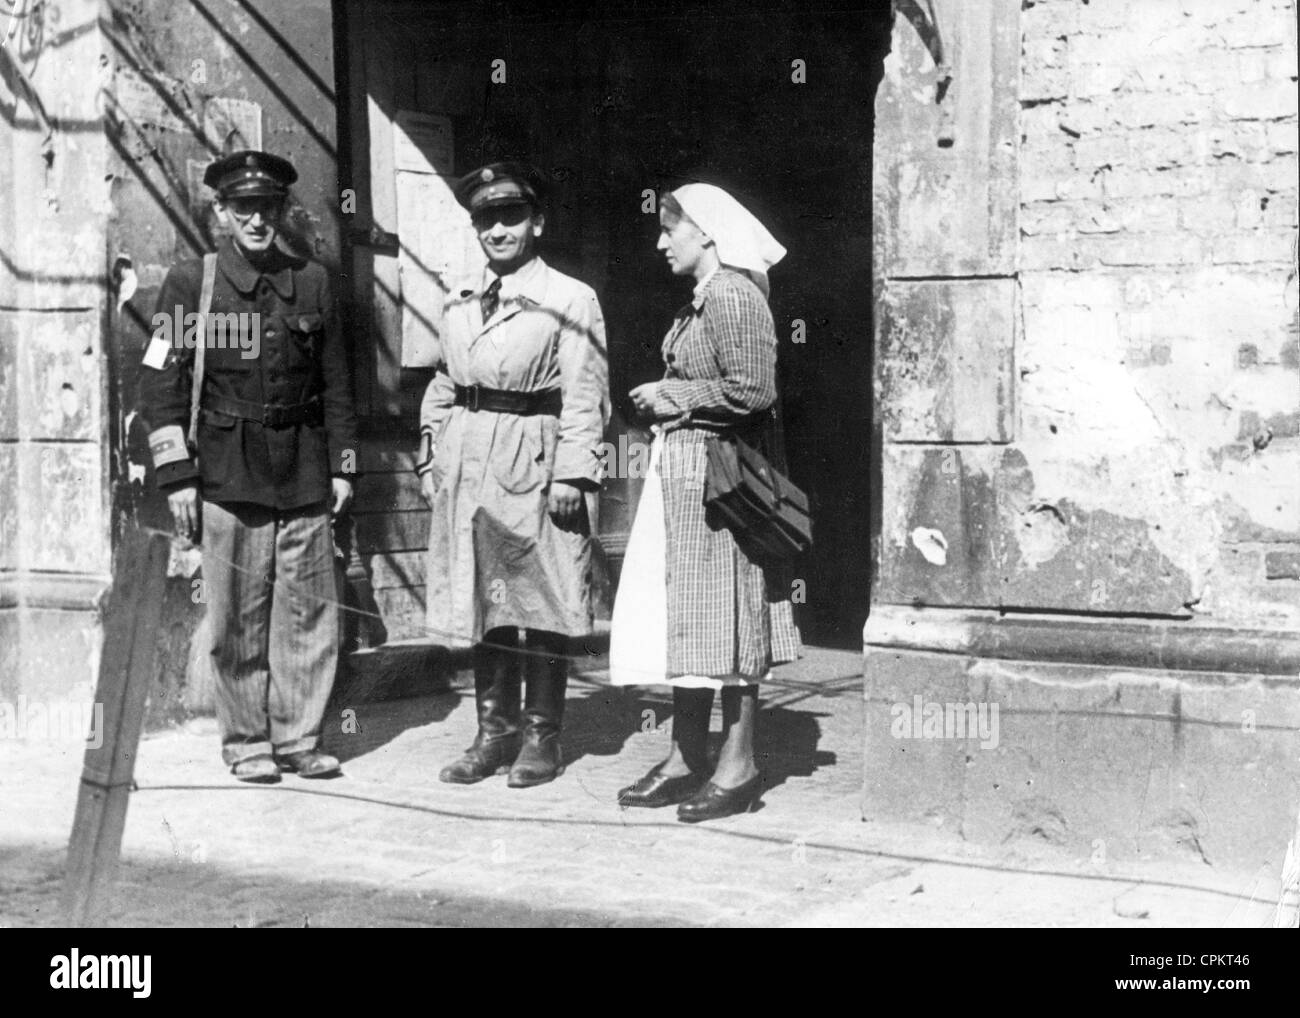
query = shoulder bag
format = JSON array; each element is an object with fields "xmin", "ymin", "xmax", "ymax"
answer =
[{"xmin": 703, "ymin": 422, "xmax": 812, "ymax": 562}]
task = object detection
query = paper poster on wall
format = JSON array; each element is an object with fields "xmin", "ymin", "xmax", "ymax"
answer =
[
  {"xmin": 393, "ymin": 111, "xmax": 454, "ymax": 174},
  {"xmin": 203, "ymin": 97, "xmax": 263, "ymax": 153},
  {"xmin": 395, "ymin": 169, "xmax": 485, "ymax": 367},
  {"xmin": 111, "ymin": 68, "xmax": 187, "ymax": 132},
  {"xmin": 186, "ymin": 158, "xmax": 212, "ymax": 225}
]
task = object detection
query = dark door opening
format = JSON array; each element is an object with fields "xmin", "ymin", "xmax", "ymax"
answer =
[{"xmin": 343, "ymin": 0, "xmax": 892, "ymax": 647}]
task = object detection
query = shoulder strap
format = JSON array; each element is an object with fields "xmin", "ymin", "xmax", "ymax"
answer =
[{"xmin": 188, "ymin": 252, "xmax": 218, "ymax": 447}]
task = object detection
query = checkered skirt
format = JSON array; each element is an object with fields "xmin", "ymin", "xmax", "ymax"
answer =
[{"xmin": 659, "ymin": 427, "xmax": 802, "ymax": 679}]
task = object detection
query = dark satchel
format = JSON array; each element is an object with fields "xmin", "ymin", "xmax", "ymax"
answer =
[{"xmin": 703, "ymin": 433, "xmax": 812, "ymax": 561}]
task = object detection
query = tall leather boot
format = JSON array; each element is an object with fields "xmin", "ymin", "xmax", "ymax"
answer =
[
  {"xmin": 508, "ymin": 631, "xmax": 568, "ymax": 788},
  {"xmin": 439, "ymin": 633, "xmax": 522, "ymax": 783}
]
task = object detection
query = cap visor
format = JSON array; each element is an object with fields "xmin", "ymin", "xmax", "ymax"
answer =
[
  {"xmin": 220, "ymin": 182, "xmax": 288, "ymax": 198},
  {"xmin": 471, "ymin": 196, "xmax": 533, "ymax": 211}
]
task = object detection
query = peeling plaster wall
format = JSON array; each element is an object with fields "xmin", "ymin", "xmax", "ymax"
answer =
[
  {"xmin": 1015, "ymin": 0, "xmax": 1300, "ymax": 627},
  {"xmin": 1, "ymin": 0, "xmax": 113, "ymax": 700},
  {"xmin": 876, "ymin": 0, "xmax": 1299, "ymax": 630},
  {"xmin": 866, "ymin": 0, "xmax": 1299, "ymax": 866}
]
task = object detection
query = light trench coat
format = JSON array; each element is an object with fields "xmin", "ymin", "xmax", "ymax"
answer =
[{"xmin": 419, "ymin": 256, "xmax": 609, "ymax": 647}]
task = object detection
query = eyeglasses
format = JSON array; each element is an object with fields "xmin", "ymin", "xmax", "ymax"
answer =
[
  {"xmin": 471, "ymin": 205, "xmax": 533, "ymax": 230},
  {"xmin": 226, "ymin": 197, "xmax": 284, "ymax": 221}
]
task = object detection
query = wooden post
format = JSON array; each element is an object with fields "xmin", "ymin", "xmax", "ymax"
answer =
[{"xmin": 63, "ymin": 526, "xmax": 170, "ymax": 927}]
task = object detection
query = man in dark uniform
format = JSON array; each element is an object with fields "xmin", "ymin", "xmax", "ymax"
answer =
[{"xmin": 139, "ymin": 150, "xmax": 359, "ymax": 783}]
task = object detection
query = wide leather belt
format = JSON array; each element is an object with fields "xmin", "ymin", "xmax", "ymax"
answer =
[
  {"xmin": 453, "ymin": 384, "xmax": 561, "ymax": 416},
  {"xmin": 666, "ymin": 408, "xmax": 771, "ymax": 438},
  {"xmin": 203, "ymin": 394, "xmax": 323, "ymax": 427}
]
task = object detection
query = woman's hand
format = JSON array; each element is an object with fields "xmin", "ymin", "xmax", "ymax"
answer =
[
  {"xmin": 420, "ymin": 469, "xmax": 436, "ymax": 506},
  {"xmin": 629, "ymin": 382, "xmax": 659, "ymax": 421}
]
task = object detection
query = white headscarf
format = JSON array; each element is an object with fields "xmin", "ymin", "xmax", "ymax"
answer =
[{"xmin": 671, "ymin": 183, "xmax": 786, "ymax": 298}]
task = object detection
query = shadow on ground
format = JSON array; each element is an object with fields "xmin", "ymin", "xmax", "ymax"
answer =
[
  {"xmin": 320, "ymin": 637, "xmax": 843, "ymax": 806},
  {"xmin": 325, "ymin": 644, "xmax": 465, "ymax": 763},
  {"xmin": 0, "ymin": 845, "xmax": 696, "ymax": 928},
  {"xmin": 563, "ymin": 685, "xmax": 836, "ymax": 793}
]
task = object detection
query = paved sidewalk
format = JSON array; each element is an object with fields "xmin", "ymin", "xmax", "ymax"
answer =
[{"xmin": 0, "ymin": 648, "xmax": 1284, "ymax": 927}]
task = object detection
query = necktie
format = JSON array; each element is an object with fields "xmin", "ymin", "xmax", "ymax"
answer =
[{"xmin": 480, "ymin": 278, "xmax": 501, "ymax": 323}]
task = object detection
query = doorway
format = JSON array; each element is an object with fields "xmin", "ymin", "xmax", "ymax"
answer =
[{"xmin": 341, "ymin": 0, "xmax": 892, "ymax": 646}]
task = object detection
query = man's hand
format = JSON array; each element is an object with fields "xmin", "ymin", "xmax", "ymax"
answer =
[
  {"xmin": 168, "ymin": 483, "xmax": 200, "ymax": 542},
  {"xmin": 420, "ymin": 470, "xmax": 436, "ymax": 506},
  {"xmin": 629, "ymin": 382, "xmax": 659, "ymax": 421},
  {"xmin": 331, "ymin": 477, "xmax": 354, "ymax": 517},
  {"xmin": 547, "ymin": 480, "xmax": 583, "ymax": 529}
]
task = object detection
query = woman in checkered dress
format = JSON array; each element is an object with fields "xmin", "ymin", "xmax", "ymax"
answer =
[{"xmin": 615, "ymin": 184, "xmax": 802, "ymax": 823}]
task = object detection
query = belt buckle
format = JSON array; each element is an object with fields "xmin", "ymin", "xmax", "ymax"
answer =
[
  {"xmin": 466, "ymin": 384, "xmax": 481, "ymax": 412},
  {"xmin": 262, "ymin": 403, "xmax": 278, "ymax": 427}
]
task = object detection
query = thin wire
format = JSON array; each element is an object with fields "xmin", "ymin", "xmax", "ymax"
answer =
[{"xmin": 137, "ymin": 522, "xmax": 838, "ymax": 696}]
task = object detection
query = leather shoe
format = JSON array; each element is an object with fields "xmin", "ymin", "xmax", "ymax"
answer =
[
  {"xmin": 231, "ymin": 755, "xmax": 281, "ymax": 784},
  {"xmin": 507, "ymin": 634, "xmax": 567, "ymax": 788},
  {"xmin": 507, "ymin": 728, "xmax": 565, "ymax": 787},
  {"xmin": 617, "ymin": 763, "xmax": 705, "ymax": 808},
  {"xmin": 275, "ymin": 749, "xmax": 342, "ymax": 778},
  {"xmin": 442, "ymin": 635, "xmax": 523, "ymax": 784},
  {"xmin": 676, "ymin": 772, "xmax": 763, "ymax": 824},
  {"xmin": 440, "ymin": 734, "xmax": 520, "ymax": 784}
]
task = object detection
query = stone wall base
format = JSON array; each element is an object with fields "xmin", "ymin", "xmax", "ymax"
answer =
[
  {"xmin": 0, "ymin": 575, "xmax": 107, "ymax": 703},
  {"xmin": 863, "ymin": 606, "xmax": 1300, "ymax": 871}
]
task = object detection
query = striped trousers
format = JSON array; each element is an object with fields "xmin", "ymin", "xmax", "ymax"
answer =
[{"xmin": 202, "ymin": 499, "xmax": 339, "ymax": 766}]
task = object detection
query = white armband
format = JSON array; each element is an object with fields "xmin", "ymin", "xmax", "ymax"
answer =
[{"xmin": 148, "ymin": 425, "xmax": 191, "ymax": 468}]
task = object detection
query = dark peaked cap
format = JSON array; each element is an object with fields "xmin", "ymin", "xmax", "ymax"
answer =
[
  {"xmin": 454, "ymin": 162, "xmax": 548, "ymax": 213},
  {"xmin": 204, "ymin": 150, "xmax": 298, "ymax": 198}
]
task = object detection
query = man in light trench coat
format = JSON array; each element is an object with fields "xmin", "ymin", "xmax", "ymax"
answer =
[{"xmin": 418, "ymin": 162, "xmax": 609, "ymax": 787}]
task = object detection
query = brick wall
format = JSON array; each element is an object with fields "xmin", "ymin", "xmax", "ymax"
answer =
[{"xmin": 1018, "ymin": 0, "xmax": 1299, "ymax": 627}]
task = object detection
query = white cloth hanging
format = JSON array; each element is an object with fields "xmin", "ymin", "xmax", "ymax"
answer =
[
  {"xmin": 608, "ymin": 434, "xmax": 668, "ymax": 686},
  {"xmin": 608, "ymin": 432, "xmax": 763, "ymax": 690}
]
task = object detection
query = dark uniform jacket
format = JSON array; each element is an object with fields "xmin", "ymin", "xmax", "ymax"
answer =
[{"xmin": 139, "ymin": 238, "xmax": 359, "ymax": 509}]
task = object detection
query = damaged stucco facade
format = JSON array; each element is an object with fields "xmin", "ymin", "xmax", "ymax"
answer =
[
  {"xmin": 868, "ymin": 0, "xmax": 1300, "ymax": 867},
  {"xmin": 1, "ymin": 0, "xmax": 112, "ymax": 705},
  {"xmin": 1015, "ymin": 0, "xmax": 1300, "ymax": 625}
]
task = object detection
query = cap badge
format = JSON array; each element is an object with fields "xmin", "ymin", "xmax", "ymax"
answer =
[{"xmin": 480, "ymin": 168, "xmax": 495, "ymax": 183}]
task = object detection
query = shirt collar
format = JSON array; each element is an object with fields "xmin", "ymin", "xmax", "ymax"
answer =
[
  {"xmin": 217, "ymin": 237, "xmax": 296, "ymax": 300},
  {"xmin": 688, "ymin": 266, "xmax": 722, "ymax": 311},
  {"xmin": 485, "ymin": 255, "xmax": 549, "ymax": 306}
]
